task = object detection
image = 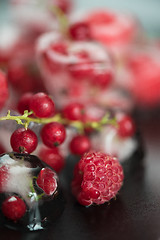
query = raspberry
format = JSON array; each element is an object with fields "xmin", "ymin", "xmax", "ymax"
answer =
[
  {"xmin": 2, "ymin": 195, "xmax": 26, "ymax": 221},
  {"xmin": 41, "ymin": 122, "xmax": 66, "ymax": 148},
  {"xmin": 0, "ymin": 70, "xmax": 8, "ymax": 110},
  {"xmin": 69, "ymin": 135, "xmax": 91, "ymax": 155},
  {"xmin": 29, "ymin": 92, "xmax": 55, "ymax": 118},
  {"xmin": 72, "ymin": 151, "xmax": 124, "ymax": 206},
  {"xmin": 36, "ymin": 168, "xmax": 58, "ymax": 196},
  {"xmin": 39, "ymin": 146, "xmax": 65, "ymax": 173},
  {"xmin": 10, "ymin": 128, "xmax": 38, "ymax": 153}
]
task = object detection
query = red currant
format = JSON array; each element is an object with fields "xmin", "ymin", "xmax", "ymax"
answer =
[
  {"xmin": 50, "ymin": 42, "xmax": 68, "ymax": 55},
  {"xmin": 17, "ymin": 92, "xmax": 33, "ymax": 115},
  {"xmin": 69, "ymin": 135, "xmax": 91, "ymax": 155},
  {"xmin": 69, "ymin": 21, "xmax": 91, "ymax": 41},
  {"xmin": 91, "ymin": 70, "xmax": 113, "ymax": 88},
  {"xmin": 117, "ymin": 115, "xmax": 136, "ymax": 138},
  {"xmin": 29, "ymin": 92, "xmax": 55, "ymax": 118},
  {"xmin": 10, "ymin": 128, "xmax": 38, "ymax": 153},
  {"xmin": 2, "ymin": 195, "xmax": 26, "ymax": 221},
  {"xmin": 36, "ymin": 168, "xmax": 57, "ymax": 195},
  {"xmin": 41, "ymin": 122, "xmax": 66, "ymax": 148},
  {"xmin": 39, "ymin": 146, "xmax": 65, "ymax": 173},
  {"xmin": 62, "ymin": 102, "xmax": 85, "ymax": 121}
]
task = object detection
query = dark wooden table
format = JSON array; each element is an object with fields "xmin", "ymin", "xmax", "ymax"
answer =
[{"xmin": 0, "ymin": 110, "xmax": 160, "ymax": 240}]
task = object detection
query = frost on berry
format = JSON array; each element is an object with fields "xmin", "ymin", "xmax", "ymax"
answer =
[
  {"xmin": 36, "ymin": 168, "xmax": 58, "ymax": 196},
  {"xmin": 71, "ymin": 151, "xmax": 124, "ymax": 206}
]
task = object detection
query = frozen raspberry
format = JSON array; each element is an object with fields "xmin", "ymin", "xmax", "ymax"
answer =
[
  {"xmin": 39, "ymin": 146, "xmax": 65, "ymax": 173},
  {"xmin": 0, "ymin": 71, "xmax": 8, "ymax": 110},
  {"xmin": 2, "ymin": 195, "xmax": 26, "ymax": 221},
  {"xmin": 36, "ymin": 168, "xmax": 58, "ymax": 196},
  {"xmin": 0, "ymin": 165, "xmax": 9, "ymax": 193},
  {"xmin": 72, "ymin": 151, "xmax": 124, "ymax": 206}
]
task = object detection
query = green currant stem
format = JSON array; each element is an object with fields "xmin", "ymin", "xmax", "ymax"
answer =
[
  {"xmin": 0, "ymin": 110, "xmax": 117, "ymax": 133},
  {"xmin": 49, "ymin": 6, "xmax": 69, "ymax": 36}
]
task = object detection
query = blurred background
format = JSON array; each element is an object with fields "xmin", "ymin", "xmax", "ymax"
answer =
[{"xmin": 0, "ymin": 0, "xmax": 160, "ymax": 37}]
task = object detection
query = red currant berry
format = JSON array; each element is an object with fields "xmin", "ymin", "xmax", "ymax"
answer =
[
  {"xmin": 29, "ymin": 92, "xmax": 55, "ymax": 118},
  {"xmin": 2, "ymin": 195, "xmax": 26, "ymax": 221},
  {"xmin": 69, "ymin": 135, "xmax": 91, "ymax": 155},
  {"xmin": 10, "ymin": 128, "xmax": 38, "ymax": 153},
  {"xmin": 62, "ymin": 102, "xmax": 85, "ymax": 121},
  {"xmin": 69, "ymin": 21, "xmax": 91, "ymax": 41},
  {"xmin": 117, "ymin": 115, "xmax": 136, "ymax": 138},
  {"xmin": 39, "ymin": 146, "xmax": 65, "ymax": 173},
  {"xmin": 17, "ymin": 92, "xmax": 33, "ymax": 115},
  {"xmin": 41, "ymin": 122, "xmax": 66, "ymax": 148},
  {"xmin": 37, "ymin": 168, "xmax": 57, "ymax": 195}
]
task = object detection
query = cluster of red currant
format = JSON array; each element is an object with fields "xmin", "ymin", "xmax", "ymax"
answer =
[{"xmin": 0, "ymin": 0, "xmax": 141, "ymax": 231}]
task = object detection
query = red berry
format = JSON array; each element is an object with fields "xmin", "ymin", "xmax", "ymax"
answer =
[
  {"xmin": 2, "ymin": 196, "xmax": 26, "ymax": 221},
  {"xmin": 91, "ymin": 70, "xmax": 113, "ymax": 88},
  {"xmin": 10, "ymin": 128, "xmax": 38, "ymax": 153},
  {"xmin": 50, "ymin": 42, "xmax": 68, "ymax": 55},
  {"xmin": 17, "ymin": 92, "xmax": 33, "ymax": 115},
  {"xmin": 39, "ymin": 147, "xmax": 65, "ymax": 173},
  {"xmin": 62, "ymin": 102, "xmax": 85, "ymax": 121},
  {"xmin": 69, "ymin": 21, "xmax": 91, "ymax": 41},
  {"xmin": 29, "ymin": 92, "xmax": 55, "ymax": 118},
  {"xmin": 0, "ymin": 70, "xmax": 8, "ymax": 110},
  {"xmin": 70, "ymin": 135, "xmax": 91, "ymax": 155},
  {"xmin": 117, "ymin": 115, "xmax": 136, "ymax": 138},
  {"xmin": 72, "ymin": 151, "xmax": 124, "ymax": 206},
  {"xmin": 36, "ymin": 168, "xmax": 58, "ymax": 195},
  {"xmin": 0, "ymin": 165, "xmax": 9, "ymax": 193},
  {"xmin": 41, "ymin": 122, "xmax": 66, "ymax": 148}
]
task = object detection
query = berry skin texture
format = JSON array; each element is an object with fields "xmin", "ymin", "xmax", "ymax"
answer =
[
  {"xmin": 2, "ymin": 196, "xmax": 26, "ymax": 221},
  {"xmin": 36, "ymin": 168, "xmax": 58, "ymax": 195},
  {"xmin": 39, "ymin": 147, "xmax": 65, "ymax": 173},
  {"xmin": 72, "ymin": 151, "xmax": 124, "ymax": 206},
  {"xmin": 29, "ymin": 92, "xmax": 55, "ymax": 118},
  {"xmin": 70, "ymin": 135, "xmax": 91, "ymax": 156},
  {"xmin": 10, "ymin": 128, "xmax": 38, "ymax": 154},
  {"xmin": 17, "ymin": 92, "xmax": 33, "ymax": 115},
  {"xmin": 41, "ymin": 122, "xmax": 66, "ymax": 148},
  {"xmin": 62, "ymin": 102, "xmax": 85, "ymax": 121},
  {"xmin": 117, "ymin": 115, "xmax": 136, "ymax": 138}
]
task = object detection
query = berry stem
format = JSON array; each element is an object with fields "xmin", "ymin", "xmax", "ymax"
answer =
[
  {"xmin": 0, "ymin": 110, "xmax": 117, "ymax": 132},
  {"xmin": 49, "ymin": 6, "xmax": 69, "ymax": 36}
]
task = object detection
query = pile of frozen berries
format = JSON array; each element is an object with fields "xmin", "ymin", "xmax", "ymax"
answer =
[{"xmin": 0, "ymin": 0, "xmax": 158, "ymax": 231}]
